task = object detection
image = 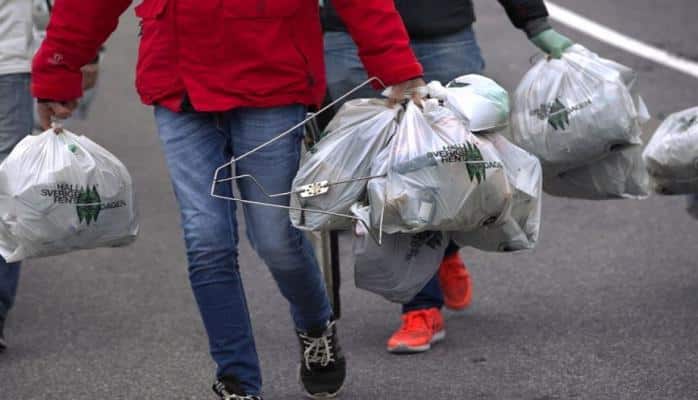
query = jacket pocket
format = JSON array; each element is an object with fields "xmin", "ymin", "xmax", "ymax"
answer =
[
  {"xmin": 223, "ymin": 0, "xmax": 302, "ymax": 18},
  {"xmin": 134, "ymin": 0, "xmax": 179, "ymax": 103}
]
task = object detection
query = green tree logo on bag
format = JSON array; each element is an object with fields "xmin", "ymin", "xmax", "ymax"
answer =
[
  {"xmin": 76, "ymin": 186, "xmax": 102, "ymax": 225},
  {"xmin": 423, "ymin": 143, "xmax": 503, "ymax": 184},
  {"xmin": 532, "ymin": 98, "xmax": 592, "ymax": 131},
  {"xmin": 547, "ymin": 99, "xmax": 570, "ymax": 130},
  {"xmin": 405, "ymin": 232, "xmax": 444, "ymax": 261},
  {"xmin": 464, "ymin": 142, "xmax": 486, "ymax": 184},
  {"xmin": 40, "ymin": 183, "xmax": 127, "ymax": 226}
]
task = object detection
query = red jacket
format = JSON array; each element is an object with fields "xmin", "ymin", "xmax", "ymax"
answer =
[{"xmin": 32, "ymin": 0, "xmax": 423, "ymax": 112}]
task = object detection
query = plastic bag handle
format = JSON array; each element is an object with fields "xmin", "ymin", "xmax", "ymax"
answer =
[{"xmin": 50, "ymin": 117, "xmax": 64, "ymax": 134}]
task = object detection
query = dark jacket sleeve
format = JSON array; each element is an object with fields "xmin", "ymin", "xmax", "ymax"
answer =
[{"xmin": 496, "ymin": 0, "xmax": 549, "ymax": 31}]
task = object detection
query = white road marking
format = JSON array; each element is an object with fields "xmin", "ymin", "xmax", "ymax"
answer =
[{"xmin": 547, "ymin": 2, "xmax": 698, "ymax": 79}]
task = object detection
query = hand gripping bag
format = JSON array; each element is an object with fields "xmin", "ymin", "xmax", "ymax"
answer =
[
  {"xmin": 510, "ymin": 44, "xmax": 644, "ymax": 172},
  {"xmin": 453, "ymin": 133, "xmax": 542, "ymax": 252},
  {"xmin": 643, "ymin": 106, "xmax": 698, "ymax": 195},
  {"xmin": 351, "ymin": 204, "xmax": 447, "ymax": 304},
  {"xmin": 290, "ymin": 99, "xmax": 401, "ymax": 231},
  {"xmin": 375, "ymin": 100, "xmax": 512, "ymax": 234},
  {"xmin": 0, "ymin": 128, "xmax": 139, "ymax": 262}
]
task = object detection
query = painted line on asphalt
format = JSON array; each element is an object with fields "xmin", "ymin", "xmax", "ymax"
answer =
[{"xmin": 547, "ymin": 2, "xmax": 698, "ymax": 79}]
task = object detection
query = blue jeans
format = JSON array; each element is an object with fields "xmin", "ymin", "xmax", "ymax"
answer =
[
  {"xmin": 154, "ymin": 105, "xmax": 332, "ymax": 395},
  {"xmin": 324, "ymin": 28, "xmax": 485, "ymax": 313},
  {"xmin": 0, "ymin": 73, "xmax": 32, "ymax": 323}
]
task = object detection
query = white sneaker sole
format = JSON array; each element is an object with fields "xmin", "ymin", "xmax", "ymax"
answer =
[{"xmin": 387, "ymin": 330, "xmax": 446, "ymax": 354}]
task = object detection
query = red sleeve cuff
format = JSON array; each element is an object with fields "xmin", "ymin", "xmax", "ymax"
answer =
[{"xmin": 31, "ymin": 47, "xmax": 84, "ymax": 101}]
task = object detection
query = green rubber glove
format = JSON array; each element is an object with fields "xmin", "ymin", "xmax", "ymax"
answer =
[{"xmin": 530, "ymin": 29, "xmax": 574, "ymax": 59}]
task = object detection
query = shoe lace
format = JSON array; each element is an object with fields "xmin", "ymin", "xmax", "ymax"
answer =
[
  {"xmin": 214, "ymin": 381, "xmax": 262, "ymax": 400},
  {"xmin": 299, "ymin": 321, "xmax": 337, "ymax": 370}
]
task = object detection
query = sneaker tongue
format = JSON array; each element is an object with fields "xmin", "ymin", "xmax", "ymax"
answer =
[
  {"xmin": 404, "ymin": 310, "xmax": 431, "ymax": 330},
  {"xmin": 303, "ymin": 320, "xmax": 331, "ymax": 338}
]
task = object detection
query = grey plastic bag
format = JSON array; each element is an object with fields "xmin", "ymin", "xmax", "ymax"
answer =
[
  {"xmin": 352, "ymin": 205, "xmax": 447, "ymax": 304},
  {"xmin": 453, "ymin": 133, "xmax": 542, "ymax": 252},
  {"xmin": 543, "ymin": 143, "xmax": 650, "ymax": 200},
  {"xmin": 290, "ymin": 99, "xmax": 401, "ymax": 231},
  {"xmin": 510, "ymin": 45, "xmax": 644, "ymax": 173},
  {"xmin": 643, "ymin": 106, "xmax": 698, "ymax": 195},
  {"xmin": 373, "ymin": 100, "xmax": 512, "ymax": 234}
]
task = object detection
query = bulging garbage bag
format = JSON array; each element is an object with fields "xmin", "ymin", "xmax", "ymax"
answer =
[
  {"xmin": 374, "ymin": 100, "xmax": 512, "ymax": 234},
  {"xmin": 543, "ymin": 143, "xmax": 650, "ymax": 200},
  {"xmin": 643, "ymin": 106, "xmax": 698, "ymax": 195},
  {"xmin": 290, "ymin": 99, "xmax": 401, "ymax": 231},
  {"xmin": 426, "ymin": 75, "xmax": 510, "ymax": 132},
  {"xmin": 510, "ymin": 44, "xmax": 644, "ymax": 172},
  {"xmin": 0, "ymin": 128, "xmax": 139, "ymax": 262},
  {"xmin": 453, "ymin": 133, "xmax": 542, "ymax": 252},
  {"xmin": 352, "ymin": 204, "xmax": 447, "ymax": 304}
]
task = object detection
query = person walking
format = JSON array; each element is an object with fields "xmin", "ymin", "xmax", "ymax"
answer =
[
  {"xmin": 322, "ymin": 0, "xmax": 574, "ymax": 354},
  {"xmin": 32, "ymin": 0, "xmax": 424, "ymax": 398},
  {"xmin": 0, "ymin": 0, "xmax": 35, "ymax": 353},
  {"xmin": 0, "ymin": 0, "xmax": 101, "ymax": 354}
]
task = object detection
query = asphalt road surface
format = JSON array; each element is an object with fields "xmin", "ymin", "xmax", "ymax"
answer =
[{"xmin": 1, "ymin": 1, "xmax": 697, "ymax": 399}]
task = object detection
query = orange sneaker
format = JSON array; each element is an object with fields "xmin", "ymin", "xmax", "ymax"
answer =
[
  {"xmin": 438, "ymin": 252, "xmax": 473, "ymax": 311},
  {"xmin": 386, "ymin": 308, "xmax": 445, "ymax": 354}
]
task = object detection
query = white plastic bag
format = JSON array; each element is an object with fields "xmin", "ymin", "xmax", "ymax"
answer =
[
  {"xmin": 0, "ymin": 128, "xmax": 139, "ymax": 262},
  {"xmin": 542, "ymin": 143, "xmax": 650, "ymax": 200},
  {"xmin": 373, "ymin": 100, "xmax": 512, "ymax": 234},
  {"xmin": 290, "ymin": 99, "xmax": 401, "ymax": 231},
  {"xmin": 510, "ymin": 45, "xmax": 644, "ymax": 172},
  {"xmin": 352, "ymin": 205, "xmax": 447, "ymax": 304},
  {"xmin": 453, "ymin": 133, "xmax": 542, "ymax": 252},
  {"xmin": 643, "ymin": 106, "xmax": 698, "ymax": 195},
  {"xmin": 426, "ymin": 75, "xmax": 510, "ymax": 132}
]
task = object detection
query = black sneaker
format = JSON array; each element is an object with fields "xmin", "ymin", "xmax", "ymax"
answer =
[
  {"xmin": 0, "ymin": 318, "xmax": 6, "ymax": 353},
  {"xmin": 297, "ymin": 320, "xmax": 346, "ymax": 399},
  {"xmin": 212, "ymin": 376, "xmax": 262, "ymax": 400}
]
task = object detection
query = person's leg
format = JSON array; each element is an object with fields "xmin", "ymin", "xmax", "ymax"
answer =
[
  {"xmin": 0, "ymin": 73, "xmax": 33, "ymax": 348},
  {"xmin": 154, "ymin": 107, "xmax": 262, "ymax": 395},
  {"xmin": 0, "ymin": 260, "xmax": 20, "ymax": 350},
  {"xmin": 411, "ymin": 27, "xmax": 485, "ymax": 84},
  {"xmin": 400, "ymin": 28, "xmax": 484, "ymax": 313},
  {"xmin": 230, "ymin": 105, "xmax": 332, "ymax": 331},
  {"xmin": 230, "ymin": 105, "xmax": 344, "ymax": 398}
]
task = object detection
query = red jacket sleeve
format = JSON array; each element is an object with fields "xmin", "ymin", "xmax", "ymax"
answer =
[
  {"xmin": 332, "ymin": 0, "xmax": 423, "ymax": 88},
  {"xmin": 32, "ymin": 0, "xmax": 132, "ymax": 101}
]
